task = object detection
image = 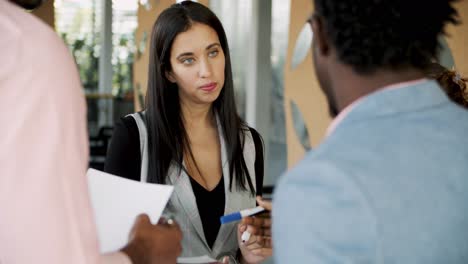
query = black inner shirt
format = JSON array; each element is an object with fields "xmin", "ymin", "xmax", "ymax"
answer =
[{"xmin": 189, "ymin": 176, "xmax": 225, "ymax": 249}]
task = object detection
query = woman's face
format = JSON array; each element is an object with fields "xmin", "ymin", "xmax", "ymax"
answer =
[{"xmin": 166, "ymin": 22, "xmax": 225, "ymax": 107}]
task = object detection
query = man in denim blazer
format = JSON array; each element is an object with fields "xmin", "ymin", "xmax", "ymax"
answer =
[{"xmin": 273, "ymin": 0, "xmax": 468, "ymax": 263}]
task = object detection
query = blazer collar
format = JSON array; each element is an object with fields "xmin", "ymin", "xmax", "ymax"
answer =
[{"xmin": 331, "ymin": 80, "xmax": 450, "ymax": 135}]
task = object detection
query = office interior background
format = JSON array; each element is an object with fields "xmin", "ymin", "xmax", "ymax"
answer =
[{"xmin": 32, "ymin": 0, "xmax": 468, "ymax": 188}]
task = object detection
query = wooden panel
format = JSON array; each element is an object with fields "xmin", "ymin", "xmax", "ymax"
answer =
[
  {"xmin": 197, "ymin": 0, "xmax": 209, "ymax": 7},
  {"xmin": 446, "ymin": 1, "xmax": 468, "ymax": 76},
  {"xmin": 32, "ymin": 0, "xmax": 55, "ymax": 28},
  {"xmin": 284, "ymin": 0, "xmax": 331, "ymax": 167},
  {"xmin": 133, "ymin": 0, "xmax": 173, "ymax": 111}
]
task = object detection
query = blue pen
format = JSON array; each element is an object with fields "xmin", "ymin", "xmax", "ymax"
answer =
[{"xmin": 220, "ymin": 206, "xmax": 265, "ymax": 224}]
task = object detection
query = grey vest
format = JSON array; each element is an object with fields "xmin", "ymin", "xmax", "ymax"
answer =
[{"xmin": 128, "ymin": 112, "xmax": 257, "ymax": 261}]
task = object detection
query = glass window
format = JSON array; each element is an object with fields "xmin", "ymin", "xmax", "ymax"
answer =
[
  {"xmin": 55, "ymin": 0, "xmax": 102, "ymax": 91},
  {"xmin": 56, "ymin": 0, "xmax": 138, "ymax": 169},
  {"xmin": 267, "ymin": 0, "xmax": 290, "ymax": 185},
  {"xmin": 211, "ymin": 0, "xmax": 290, "ymax": 187}
]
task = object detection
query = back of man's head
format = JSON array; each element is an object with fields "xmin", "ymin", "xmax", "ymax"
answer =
[
  {"xmin": 314, "ymin": 0, "xmax": 460, "ymax": 74},
  {"xmin": 9, "ymin": 0, "xmax": 44, "ymax": 10}
]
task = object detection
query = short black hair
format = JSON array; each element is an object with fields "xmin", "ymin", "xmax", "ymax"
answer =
[{"xmin": 314, "ymin": 0, "xmax": 460, "ymax": 74}]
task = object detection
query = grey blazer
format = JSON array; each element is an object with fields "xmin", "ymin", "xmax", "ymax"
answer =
[{"xmin": 130, "ymin": 113, "xmax": 257, "ymax": 260}]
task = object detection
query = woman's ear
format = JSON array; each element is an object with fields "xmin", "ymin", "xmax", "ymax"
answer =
[{"xmin": 165, "ymin": 71, "xmax": 177, "ymax": 83}]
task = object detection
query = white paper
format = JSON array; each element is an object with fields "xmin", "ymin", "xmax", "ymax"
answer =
[
  {"xmin": 87, "ymin": 168, "xmax": 174, "ymax": 253},
  {"xmin": 177, "ymin": 255, "xmax": 218, "ymax": 263}
]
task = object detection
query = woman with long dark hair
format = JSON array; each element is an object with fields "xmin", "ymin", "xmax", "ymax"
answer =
[
  {"xmin": 425, "ymin": 62, "xmax": 468, "ymax": 109},
  {"xmin": 105, "ymin": 1, "xmax": 271, "ymax": 263}
]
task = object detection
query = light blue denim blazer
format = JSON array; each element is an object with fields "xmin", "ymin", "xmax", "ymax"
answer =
[{"xmin": 273, "ymin": 80, "xmax": 468, "ymax": 263}]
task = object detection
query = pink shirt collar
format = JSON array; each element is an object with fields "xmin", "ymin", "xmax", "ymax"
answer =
[{"xmin": 325, "ymin": 78, "xmax": 429, "ymax": 137}]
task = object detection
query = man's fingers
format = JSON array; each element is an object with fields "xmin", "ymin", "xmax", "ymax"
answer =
[
  {"xmin": 259, "ymin": 218, "xmax": 271, "ymax": 227},
  {"xmin": 258, "ymin": 236, "xmax": 272, "ymax": 248},
  {"xmin": 243, "ymin": 237, "xmax": 263, "ymax": 248},
  {"xmin": 246, "ymin": 225, "xmax": 261, "ymax": 236},
  {"xmin": 256, "ymin": 196, "xmax": 273, "ymax": 211},
  {"xmin": 261, "ymin": 227, "xmax": 272, "ymax": 236},
  {"xmin": 241, "ymin": 216, "xmax": 271, "ymax": 227},
  {"xmin": 245, "ymin": 223, "xmax": 271, "ymax": 237},
  {"xmin": 240, "ymin": 216, "xmax": 254, "ymax": 225},
  {"xmin": 249, "ymin": 236, "xmax": 272, "ymax": 248},
  {"xmin": 128, "ymin": 214, "xmax": 151, "ymax": 240},
  {"xmin": 241, "ymin": 233, "xmax": 272, "ymax": 250},
  {"xmin": 251, "ymin": 247, "xmax": 273, "ymax": 257},
  {"xmin": 135, "ymin": 214, "xmax": 151, "ymax": 226},
  {"xmin": 248, "ymin": 227, "xmax": 270, "ymax": 237},
  {"xmin": 252, "ymin": 227, "xmax": 270, "ymax": 237},
  {"xmin": 238, "ymin": 223, "xmax": 247, "ymax": 233}
]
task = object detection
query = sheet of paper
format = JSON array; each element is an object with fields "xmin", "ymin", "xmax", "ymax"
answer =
[
  {"xmin": 177, "ymin": 255, "xmax": 218, "ymax": 263},
  {"xmin": 87, "ymin": 168, "xmax": 174, "ymax": 253}
]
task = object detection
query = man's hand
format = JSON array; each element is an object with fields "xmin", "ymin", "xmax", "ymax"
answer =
[
  {"xmin": 121, "ymin": 214, "xmax": 182, "ymax": 264},
  {"xmin": 238, "ymin": 196, "xmax": 273, "ymax": 264}
]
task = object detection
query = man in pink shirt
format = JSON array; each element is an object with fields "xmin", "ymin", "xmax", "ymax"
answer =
[{"xmin": 0, "ymin": 0, "xmax": 182, "ymax": 263}]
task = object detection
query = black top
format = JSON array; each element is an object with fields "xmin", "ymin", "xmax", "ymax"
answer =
[
  {"xmin": 189, "ymin": 176, "xmax": 225, "ymax": 248},
  {"xmin": 104, "ymin": 117, "xmax": 142, "ymax": 182},
  {"xmin": 104, "ymin": 116, "xmax": 263, "ymax": 248}
]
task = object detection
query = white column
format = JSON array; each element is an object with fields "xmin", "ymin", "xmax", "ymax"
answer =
[
  {"xmin": 245, "ymin": 0, "xmax": 273, "ymax": 182},
  {"xmin": 98, "ymin": 0, "xmax": 113, "ymax": 128}
]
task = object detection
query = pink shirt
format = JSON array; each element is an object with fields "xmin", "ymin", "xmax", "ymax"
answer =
[
  {"xmin": 0, "ymin": 1, "xmax": 130, "ymax": 263},
  {"xmin": 326, "ymin": 78, "xmax": 429, "ymax": 137}
]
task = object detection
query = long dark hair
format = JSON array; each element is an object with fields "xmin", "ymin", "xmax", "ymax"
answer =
[
  {"xmin": 425, "ymin": 63, "xmax": 468, "ymax": 109},
  {"xmin": 145, "ymin": 1, "xmax": 255, "ymax": 195}
]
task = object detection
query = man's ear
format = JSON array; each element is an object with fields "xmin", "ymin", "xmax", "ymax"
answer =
[
  {"xmin": 165, "ymin": 71, "xmax": 176, "ymax": 83},
  {"xmin": 311, "ymin": 15, "xmax": 330, "ymax": 57}
]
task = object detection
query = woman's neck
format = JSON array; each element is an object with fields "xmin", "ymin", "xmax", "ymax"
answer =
[{"xmin": 180, "ymin": 100, "xmax": 215, "ymax": 130}]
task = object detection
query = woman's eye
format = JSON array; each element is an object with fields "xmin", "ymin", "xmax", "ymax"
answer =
[
  {"xmin": 182, "ymin": 58, "xmax": 195, "ymax": 65},
  {"xmin": 208, "ymin": 50, "xmax": 219, "ymax": 57}
]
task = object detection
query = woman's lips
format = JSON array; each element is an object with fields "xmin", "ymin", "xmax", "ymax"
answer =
[{"xmin": 200, "ymin": 82, "xmax": 217, "ymax": 92}]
